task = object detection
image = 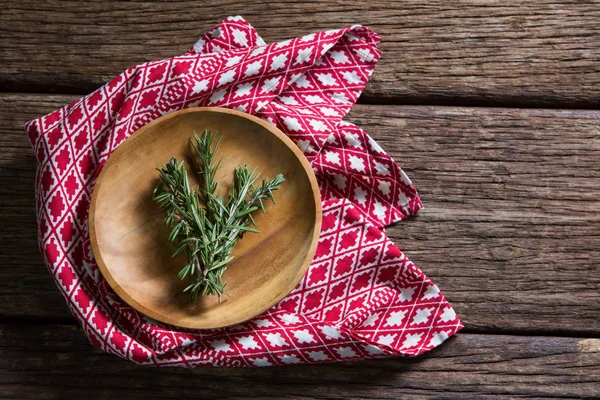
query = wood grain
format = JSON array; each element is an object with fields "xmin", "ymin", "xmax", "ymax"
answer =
[
  {"xmin": 1, "ymin": 1, "xmax": 600, "ymax": 107},
  {"xmin": 89, "ymin": 107, "xmax": 321, "ymax": 329},
  {"xmin": 1, "ymin": 93, "xmax": 599, "ymax": 335},
  {"xmin": 1, "ymin": 321, "xmax": 598, "ymax": 399},
  {"xmin": 350, "ymin": 105, "xmax": 600, "ymax": 335}
]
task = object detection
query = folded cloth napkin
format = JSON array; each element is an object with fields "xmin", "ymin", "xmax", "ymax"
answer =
[{"xmin": 25, "ymin": 16, "xmax": 462, "ymax": 367}]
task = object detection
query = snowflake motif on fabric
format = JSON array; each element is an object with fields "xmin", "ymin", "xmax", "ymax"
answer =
[{"xmin": 25, "ymin": 16, "xmax": 462, "ymax": 367}]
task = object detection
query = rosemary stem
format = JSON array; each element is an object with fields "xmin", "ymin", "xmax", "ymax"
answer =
[{"xmin": 153, "ymin": 130, "xmax": 285, "ymax": 302}]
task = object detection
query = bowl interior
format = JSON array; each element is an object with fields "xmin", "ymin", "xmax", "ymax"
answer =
[{"xmin": 90, "ymin": 108, "xmax": 320, "ymax": 329}]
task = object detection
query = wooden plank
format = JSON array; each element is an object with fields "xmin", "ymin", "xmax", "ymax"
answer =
[
  {"xmin": 350, "ymin": 105, "xmax": 600, "ymax": 335},
  {"xmin": 1, "ymin": 1, "xmax": 600, "ymax": 107},
  {"xmin": 1, "ymin": 322, "xmax": 598, "ymax": 399},
  {"xmin": 1, "ymin": 94, "xmax": 599, "ymax": 334}
]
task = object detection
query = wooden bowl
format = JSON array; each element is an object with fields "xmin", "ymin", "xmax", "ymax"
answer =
[{"xmin": 89, "ymin": 107, "xmax": 321, "ymax": 329}]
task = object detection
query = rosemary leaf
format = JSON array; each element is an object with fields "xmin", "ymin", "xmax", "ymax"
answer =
[{"xmin": 153, "ymin": 129, "xmax": 285, "ymax": 302}]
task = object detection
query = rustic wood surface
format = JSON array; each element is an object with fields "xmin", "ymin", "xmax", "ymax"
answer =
[
  {"xmin": 1, "ymin": 322, "xmax": 598, "ymax": 399},
  {"xmin": 2, "ymin": 93, "xmax": 599, "ymax": 335},
  {"xmin": 1, "ymin": 1, "xmax": 600, "ymax": 107},
  {"xmin": 1, "ymin": 2, "xmax": 599, "ymax": 398}
]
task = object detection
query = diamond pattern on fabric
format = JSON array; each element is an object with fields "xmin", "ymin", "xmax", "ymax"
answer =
[{"xmin": 24, "ymin": 16, "xmax": 462, "ymax": 367}]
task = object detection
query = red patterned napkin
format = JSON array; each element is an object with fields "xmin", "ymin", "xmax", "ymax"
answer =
[{"xmin": 25, "ymin": 16, "xmax": 462, "ymax": 367}]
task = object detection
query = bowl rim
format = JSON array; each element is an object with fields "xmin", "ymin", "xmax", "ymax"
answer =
[{"xmin": 88, "ymin": 106, "xmax": 322, "ymax": 329}]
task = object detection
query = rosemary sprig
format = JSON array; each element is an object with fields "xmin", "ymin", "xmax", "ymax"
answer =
[{"xmin": 153, "ymin": 129, "xmax": 285, "ymax": 302}]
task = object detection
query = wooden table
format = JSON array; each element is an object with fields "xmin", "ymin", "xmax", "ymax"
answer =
[{"xmin": 1, "ymin": 2, "xmax": 599, "ymax": 398}]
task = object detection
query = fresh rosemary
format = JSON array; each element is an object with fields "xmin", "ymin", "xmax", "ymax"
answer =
[{"xmin": 153, "ymin": 129, "xmax": 285, "ymax": 302}]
